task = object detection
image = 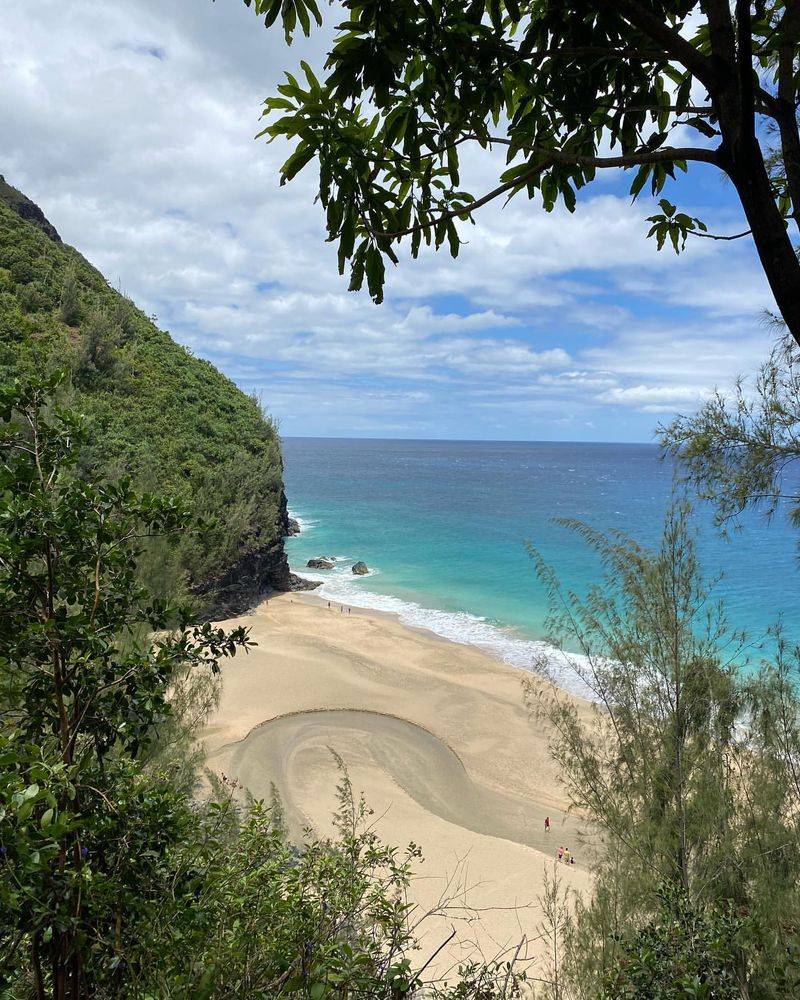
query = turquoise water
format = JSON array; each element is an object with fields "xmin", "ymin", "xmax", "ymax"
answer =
[{"xmin": 283, "ymin": 438, "xmax": 800, "ymax": 679}]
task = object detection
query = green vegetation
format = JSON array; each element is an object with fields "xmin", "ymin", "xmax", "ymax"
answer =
[
  {"xmin": 526, "ymin": 504, "xmax": 800, "ymax": 998},
  {"xmin": 0, "ymin": 375, "xmax": 526, "ymax": 999},
  {"xmin": 0, "ymin": 179, "xmax": 289, "ymax": 617},
  {"xmin": 244, "ymin": 0, "xmax": 800, "ymax": 345},
  {"xmin": 662, "ymin": 330, "xmax": 800, "ymax": 539},
  {"xmin": 8, "ymin": 372, "xmax": 799, "ymax": 996}
]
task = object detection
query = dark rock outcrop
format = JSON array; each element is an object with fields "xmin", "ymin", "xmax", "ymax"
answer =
[
  {"xmin": 288, "ymin": 573, "xmax": 321, "ymax": 591},
  {"xmin": 307, "ymin": 557, "xmax": 335, "ymax": 570},
  {"xmin": 194, "ymin": 527, "xmax": 291, "ymax": 619},
  {"xmin": 0, "ymin": 176, "xmax": 62, "ymax": 242},
  {"xmin": 287, "ymin": 517, "xmax": 301, "ymax": 536},
  {"xmin": 352, "ymin": 561, "xmax": 369, "ymax": 575}
]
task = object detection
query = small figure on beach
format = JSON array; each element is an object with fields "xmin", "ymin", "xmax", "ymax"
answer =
[
  {"xmin": 563, "ymin": 848, "xmax": 571, "ymax": 864},
  {"xmin": 570, "ymin": 856, "xmax": 575, "ymax": 866},
  {"xmin": 557, "ymin": 845, "xmax": 564, "ymax": 862},
  {"xmin": 544, "ymin": 815, "xmax": 550, "ymax": 834}
]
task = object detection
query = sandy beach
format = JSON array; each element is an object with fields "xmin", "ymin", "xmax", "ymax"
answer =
[{"xmin": 202, "ymin": 592, "xmax": 595, "ymax": 975}]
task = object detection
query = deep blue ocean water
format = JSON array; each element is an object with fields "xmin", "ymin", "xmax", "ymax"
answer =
[{"xmin": 282, "ymin": 438, "xmax": 800, "ymax": 681}]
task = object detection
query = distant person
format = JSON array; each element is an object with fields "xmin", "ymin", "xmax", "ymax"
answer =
[
  {"xmin": 570, "ymin": 857, "xmax": 575, "ymax": 866},
  {"xmin": 564, "ymin": 848, "xmax": 571, "ymax": 865},
  {"xmin": 557, "ymin": 845, "xmax": 564, "ymax": 862},
  {"xmin": 544, "ymin": 816, "xmax": 550, "ymax": 834}
]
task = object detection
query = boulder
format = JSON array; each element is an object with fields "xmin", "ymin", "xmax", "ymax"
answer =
[
  {"xmin": 288, "ymin": 573, "xmax": 321, "ymax": 591},
  {"xmin": 287, "ymin": 517, "xmax": 301, "ymax": 536},
  {"xmin": 351, "ymin": 561, "xmax": 369, "ymax": 575},
  {"xmin": 307, "ymin": 557, "xmax": 335, "ymax": 570}
]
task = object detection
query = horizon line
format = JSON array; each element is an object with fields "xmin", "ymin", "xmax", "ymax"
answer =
[{"xmin": 280, "ymin": 434, "xmax": 660, "ymax": 446}]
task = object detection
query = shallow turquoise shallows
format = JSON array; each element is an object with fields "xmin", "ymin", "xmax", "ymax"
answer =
[{"xmin": 283, "ymin": 438, "xmax": 799, "ymax": 685}]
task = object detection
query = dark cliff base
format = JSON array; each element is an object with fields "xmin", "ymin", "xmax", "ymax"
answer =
[{"xmin": 198, "ymin": 540, "xmax": 293, "ymax": 619}]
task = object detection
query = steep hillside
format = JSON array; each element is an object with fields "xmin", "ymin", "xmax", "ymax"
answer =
[{"xmin": 0, "ymin": 177, "xmax": 291, "ymax": 616}]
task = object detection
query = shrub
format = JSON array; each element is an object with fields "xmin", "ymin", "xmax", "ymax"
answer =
[
  {"xmin": 10, "ymin": 257, "xmax": 36, "ymax": 285},
  {"xmin": 58, "ymin": 265, "xmax": 80, "ymax": 324}
]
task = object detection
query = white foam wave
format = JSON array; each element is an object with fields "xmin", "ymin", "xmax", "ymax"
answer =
[
  {"xmin": 293, "ymin": 562, "xmax": 593, "ymax": 698},
  {"xmin": 287, "ymin": 510, "xmax": 316, "ymax": 533}
]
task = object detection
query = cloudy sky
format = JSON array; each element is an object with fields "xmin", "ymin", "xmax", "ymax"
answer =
[{"xmin": 0, "ymin": 1, "xmax": 779, "ymax": 441}]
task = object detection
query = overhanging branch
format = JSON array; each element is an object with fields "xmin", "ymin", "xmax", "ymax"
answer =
[
  {"xmin": 688, "ymin": 227, "xmax": 752, "ymax": 241},
  {"xmin": 364, "ymin": 145, "xmax": 720, "ymax": 240}
]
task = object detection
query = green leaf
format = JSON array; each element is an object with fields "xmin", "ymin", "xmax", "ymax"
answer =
[
  {"xmin": 365, "ymin": 245, "xmax": 386, "ymax": 302},
  {"xmin": 280, "ymin": 145, "xmax": 315, "ymax": 183},
  {"xmin": 659, "ymin": 199, "xmax": 676, "ymax": 218}
]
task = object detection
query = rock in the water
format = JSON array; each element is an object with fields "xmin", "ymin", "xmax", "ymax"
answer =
[
  {"xmin": 351, "ymin": 561, "xmax": 369, "ymax": 575},
  {"xmin": 288, "ymin": 573, "xmax": 321, "ymax": 591},
  {"xmin": 307, "ymin": 557, "xmax": 335, "ymax": 570},
  {"xmin": 287, "ymin": 518, "xmax": 301, "ymax": 536}
]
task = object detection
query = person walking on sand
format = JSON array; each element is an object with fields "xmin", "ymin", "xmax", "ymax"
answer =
[
  {"xmin": 544, "ymin": 815, "xmax": 550, "ymax": 834},
  {"xmin": 557, "ymin": 845, "xmax": 564, "ymax": 862},
  {"xmin": 564, "ymin": 847, "xmax": 571, "ymax": 865}
]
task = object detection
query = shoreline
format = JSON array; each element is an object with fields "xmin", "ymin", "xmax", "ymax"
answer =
[
  {"xmin": 203, "ymin": 591, "xmax": 595, "ymax": 968},
  {"xmin": 288, "ymin": 556, "xmax": 594, "ymax": 698}
]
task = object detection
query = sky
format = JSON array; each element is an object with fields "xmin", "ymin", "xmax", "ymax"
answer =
[{"xmin": 0, "ymin": 1, "xmax": 781, "ymax": 441}]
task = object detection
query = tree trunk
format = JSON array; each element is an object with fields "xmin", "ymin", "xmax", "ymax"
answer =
[{"xmin": 727, "ymin": 138, "xmax": 800, "ymax": 346}]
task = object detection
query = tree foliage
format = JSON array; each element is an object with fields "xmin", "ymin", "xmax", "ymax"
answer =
[
  {"xmin": 57, "ymin": 267, "xmax": 80, "ymax": 327},
  {"xmin": 662, "ymin": 332, "xmax": 800, "ymax": 539},
  {"xmin": 244, "ymin": 0, "xmax": 800, "ymax": 344},
  {"xmin": 0, "ymin": 373, "xmax": 253, "ymax": 997},
  {"xmin": 526, "ymin": 503, "xmax": 800, "ymax": 998},
  {"xmin": 0, "ymin": 375, "xmax": 528, "ymax": 999},
  {"xmin": 0, "ymin": 186, "xmax": 289, "ymax": 617}
]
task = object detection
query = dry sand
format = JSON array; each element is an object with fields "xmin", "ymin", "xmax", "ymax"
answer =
[{"xmin": 202, "ymin": 592, "xmax": 595, "ymax": 977}]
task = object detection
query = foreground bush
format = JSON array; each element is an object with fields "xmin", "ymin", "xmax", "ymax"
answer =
[
  {"xmin": 528, "ymin": 504, "xmax": 800, "ymax": 998},
  {"xmin": 0, "ymin": 375, "xmax": 525, "ymax": 999}
]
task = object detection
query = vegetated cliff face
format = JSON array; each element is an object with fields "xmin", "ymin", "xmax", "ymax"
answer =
[{"xmin": 0, "ymin": 178, "xmax": 291, "ymax": 617}]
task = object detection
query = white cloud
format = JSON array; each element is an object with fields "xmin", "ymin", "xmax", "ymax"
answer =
[
  {"xmin": 599, "ymin": 383, "xmax": 713, "ymax": 413},
  {"xmin": 0, "ymin": 0, "xmax": 778, "ymax": 439}
]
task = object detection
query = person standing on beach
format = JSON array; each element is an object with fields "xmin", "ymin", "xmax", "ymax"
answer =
[
  {"xmin": 544, "ymin": 816, "xmax": 550, "ymax": 834},
  {"xmin": 557, "ymin": 845, "xmax": 564, "ymax": 862}
]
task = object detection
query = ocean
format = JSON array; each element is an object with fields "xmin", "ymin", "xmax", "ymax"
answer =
[{"xmin": 282, "ymin": 438, "xmax": 799, "ymax": 684}]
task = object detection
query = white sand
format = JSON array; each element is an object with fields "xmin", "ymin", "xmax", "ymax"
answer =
[{"xmin": 202, "ymin": 592, "xmax": 595, "ymax": 975}]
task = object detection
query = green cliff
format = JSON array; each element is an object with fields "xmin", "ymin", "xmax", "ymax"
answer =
[{"xmin": 0, "ymin": 176, "xmax": 291, "ymax": 616}]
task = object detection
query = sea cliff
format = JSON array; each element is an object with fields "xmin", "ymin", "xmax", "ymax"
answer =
[{"xmin": 0, "ymin": 177, "xmax": 291, "ymax": 617}]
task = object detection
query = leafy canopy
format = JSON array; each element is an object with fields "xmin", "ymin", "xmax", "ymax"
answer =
[
  {"xmin": 526, "ymin": 502, "xmax": 800, "ymax": 997},
  {"xmin": 0, "ymin": 189, "xmax": 288, "ymax": 618},
  {"xmin": 242, "ymin": 0, "xmax": 800, "ymax": 343},
  {"xmin": 0, "ymin": 372, "xmax": 252, "ymax": 997},
  {"xmin": 661, "ymin": 332, "xmax": 800, "ymax": 538}
]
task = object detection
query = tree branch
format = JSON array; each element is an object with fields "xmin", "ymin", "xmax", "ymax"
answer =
[
  {"xmin": 365, "ymin": 145, "xmax": 719, "ymax": 239},
  {"xmin": 614, "ymin": 0, "xmax": 719, "ymax": 91},
  {"xmin": 365, "ymin": 158, "xmax": 554, "ymax": 239},
  {"xmin": 687, "ymin": 226, "xmax": 752, "ymax": 241}
]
